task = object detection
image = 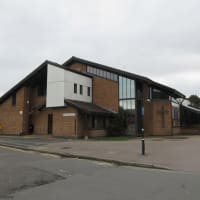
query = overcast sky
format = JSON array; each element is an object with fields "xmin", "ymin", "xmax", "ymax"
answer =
[{"xmin": 0, "ymin": 0, "xmax": 199, "ymax": 97}]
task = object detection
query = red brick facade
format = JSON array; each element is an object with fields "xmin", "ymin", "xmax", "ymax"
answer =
[
  {"xmin": 0, "ymin": 87, "xmax": 26, "ymax": 135},
  {"xmin": 0, "ymin": 58, "xmax": 192, "ymax": 137},
  {"xmin": 92, "ymin": 76, "xmax": 119, "ymax": 112}
]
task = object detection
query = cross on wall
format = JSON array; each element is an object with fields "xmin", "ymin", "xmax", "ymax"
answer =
[{"xmin": 157, "ymin": 106, "xmax": 169, "ymax": 128}]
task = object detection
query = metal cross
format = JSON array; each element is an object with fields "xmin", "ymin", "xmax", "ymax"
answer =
[{"xmin": 157, "ymin": 106, "xmax": 169, "ymax": 128}]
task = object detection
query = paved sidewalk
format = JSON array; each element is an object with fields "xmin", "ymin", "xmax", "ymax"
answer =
[{"xmin": 1, "ymin": 135, "xmax": 200, "ymax": 173}]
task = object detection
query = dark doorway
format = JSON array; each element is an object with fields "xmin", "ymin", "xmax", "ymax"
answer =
[{"xmin": 48, "ymin": 114, "xmax": 53, "ymax": 134}]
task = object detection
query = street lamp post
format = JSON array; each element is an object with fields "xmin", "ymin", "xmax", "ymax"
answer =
[{"xmin": 141, "ymin": 128, "xmax": 145, "ymax": 155}]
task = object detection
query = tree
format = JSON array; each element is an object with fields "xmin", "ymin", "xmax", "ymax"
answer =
[
  {"xmin": 188, "ymin": 95, "xmax": 200, "ymax": 108},
  {"xmin": 107, "ymin": 107, "xmax": 129, "ymax": 136}
]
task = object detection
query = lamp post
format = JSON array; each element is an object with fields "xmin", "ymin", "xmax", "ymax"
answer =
[{"xmin": 141, "ymin": 128, "xmax": 145, "ymax": 155}]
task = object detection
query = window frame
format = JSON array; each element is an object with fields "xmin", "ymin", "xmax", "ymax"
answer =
[
  {"xmin": 12, "ymin": 93, "xmax": 16, "ymax": 106},
  {"xmin": 80, "ymin": 85, "xmax": 83, "ymax": 95},
  {"xmin": 74, "ymin": 83, "xmax": 77, "ymax": 94},
  {"xmin": 87, "ymin": 87, "xmax": 91, "ymax": 96}
]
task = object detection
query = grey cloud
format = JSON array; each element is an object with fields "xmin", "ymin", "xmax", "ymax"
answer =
[{"xmin": 0, "ymin": 0, "xmax": 199, "ymax": 97}]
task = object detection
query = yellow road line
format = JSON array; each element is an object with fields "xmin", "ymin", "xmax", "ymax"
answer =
[
  {"xmin": 0, "ymin": 145, "xmax": 28, "ymax": 153},
  {"xmin": 0, "ymin": 145, "xmax": 60, "ymax": 158}
]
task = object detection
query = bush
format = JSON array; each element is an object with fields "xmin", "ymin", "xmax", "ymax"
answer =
[{"xmin": 107, "ymin": 108, "xmax": 128, "ymax": 137}]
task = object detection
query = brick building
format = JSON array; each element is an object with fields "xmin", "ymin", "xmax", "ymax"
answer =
[{"xmin": 0, "ymin": 56, "xmax": 199, "ymax": 137}]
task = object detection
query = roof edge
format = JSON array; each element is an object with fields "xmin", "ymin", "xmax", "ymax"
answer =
[{"xmin": 63, "ymin": 56, "xmax": 185, "ymax": 98}]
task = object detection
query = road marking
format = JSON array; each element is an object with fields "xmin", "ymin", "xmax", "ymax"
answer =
[
  {"xmin": 92, "ymin": 161, "xmax": 114, "ymax": 167},
  {"xmin": 40, "ymin": 152, "xmax": 60, "ymax": 158},
  {"xmin": 0, "ymin": 145, "xmax": 60, "ymax": 158},
  {"xmin": 123, "ymin": 165, "xmax": 200, "ymax": 176},
  {"xmin": 0, "ymin": 145, "xmax": 28, "ymax": 153}
]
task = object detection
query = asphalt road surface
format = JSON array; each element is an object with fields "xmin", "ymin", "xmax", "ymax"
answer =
[{"xmin": 0, "ymin": 146, "xmax": 199, "ymax": 200}]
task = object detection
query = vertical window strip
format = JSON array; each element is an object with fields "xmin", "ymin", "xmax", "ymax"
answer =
[
  {"xmin": 80, "ymin": 85, "xmax": 83, "ymax": 95},
  {"xmin": 74, "ymin": 83, "xmax": 77, "ymax": 94},
  {"xmin": 87, "ymin": 87, "xmax": 91, "ymax": 96}
]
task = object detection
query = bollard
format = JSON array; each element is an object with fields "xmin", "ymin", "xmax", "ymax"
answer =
[{"xmin": 141, "ymin": 138, "xmax": 145, "ymax": 155}]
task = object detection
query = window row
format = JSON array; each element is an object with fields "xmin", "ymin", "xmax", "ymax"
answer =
[
  {"xmin": 151, "ymin": 88, "xmax": 169, "ymax": 100},
  {"xmin": 119, "ymin": 99, "xmax": 136, "ymax": 110},
  {"xmin": 87, "ymin": 66, "xmax": 118, "ymax": 82},
  {"xmin": 74, "ymin": 83, "xmax": 91, "ymax": 96},
  {"xmin": 88, "ymin": 116, "xmax": 109, "ymax": 129},
  {"xmin": 119, "ymin": 76, "xmax": 135, "ymax": 99}
]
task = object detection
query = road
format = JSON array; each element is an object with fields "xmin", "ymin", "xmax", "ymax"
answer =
[{"xmin": 0, "ymin": 146, "xmax": 199, "ymax": 200}]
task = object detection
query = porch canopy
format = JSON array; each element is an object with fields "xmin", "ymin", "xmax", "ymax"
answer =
[{"xmin": 64, "ymin": 99, "xmax": 116, "ymax": 116}]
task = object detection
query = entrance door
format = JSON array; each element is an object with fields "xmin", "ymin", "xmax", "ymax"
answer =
[{"xmin": 48, "ymin": 114, "xmax": 53, "ymax": 134}]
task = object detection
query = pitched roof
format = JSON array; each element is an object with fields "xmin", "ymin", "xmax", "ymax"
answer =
[
  {"xmin": 64, "ymin": 99, "xmax": 116, "ymax": 115},
  {"xmin": 182, "ymin": 100, "xmax": 200, "ymax": 114},
  {"xmin": 63, "ymin": 56, "xmax": 185, "ymax": 98},
  {"xmin": 0, "ymin": 60, "xmax": 92, "ymax": 104}
]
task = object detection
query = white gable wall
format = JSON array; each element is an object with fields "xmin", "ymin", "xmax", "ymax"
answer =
[{"xmin": 46, "ymin": 64, "xmax": 92, "ymax": 107}]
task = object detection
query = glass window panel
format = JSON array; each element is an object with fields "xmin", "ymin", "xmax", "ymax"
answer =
[
  {"xmin": 126, "ymin": 100, "xmax": 131, "ymax": 110},
  {"xmin": 119, "ymin": 76, "xmax": 123, "ymax": 99},
  {"xmin": 122, "ymin": 77, "xmax": 127, "ymax": 99},
  {"xmin": 114, "ymin": 74, "xmax": 118, "ymax": 81},
  {"xmin": 130, "ymin": 80, "xmax": 135, "ymax": 98},
  {"xmin": 103, "ymin": 70, "xmax": 107, "ymax": 78},
  {"xmin": 100, "ymin": 70, "xmax": 103, "ymax": 77},
  {"xmin": 87, "ymin": 66, "xmax": 90, "ymax": 73},
  {"xmin": 110, "ymin": 73, "xmax": 113, "ymax": 80},
  {"xmin": 127, "ymin": 78, "xmax": 131, "ymax": 98},
  {"xmin": 124, "ymin": 100, "xmax": 127, "ymax": 110},
  {"xmin": 96, "ymin": 68, "xmax": 100, "ymax": 76},
  {"xmin": 119, "ymin": 100, "xmax": 123, "ymax": 108},
  {"xmin": 152, "ymin": 88, "xmax": 168, "ymax": 99},
  {"xmin": 130, "ymin": 99, "xmax": 135, "ymax": 110},
  {"xmin": 88, "ymin": 66, "xmax": 91, "ymax": 73},
  {"xmin": 106, "ymin": 71, "xmax": 111, "ymax": 79},
  {"xmin": 93, "ymin": 67, "xmax": 97, "ymax": 75}
]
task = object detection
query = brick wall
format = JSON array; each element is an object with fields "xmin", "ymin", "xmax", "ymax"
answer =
[
  {"xmin": 67, "ymin": 62, "xmax": 119, "ymax": 112},
  {"xmin": 93, "ymin": 76, "xmax": 119, "ymax": 112},
  {"xmin": 151, "ymin": 100, "xmax": 172, "ymax": 135},
  {"xmin": 0, "ymin": 87, "xmax": 26, "ymax": 135},
  {"xmin": 32, "ymin": 107, "xmax": 79, "ymax": 137},
  {"xmin": 142, "ymin": 83, "xmax": 173, "ymax": 136},
  {"xmin": 88, "ymin": 129, "xmax": 107, "ymax": 137},
  {"xmin": 67, "ymin": 62, "xmax": 87, "ymax": 73},
  {"xmin": 30, "ymin": 87, "xmax": 46, "ymax": 108}
]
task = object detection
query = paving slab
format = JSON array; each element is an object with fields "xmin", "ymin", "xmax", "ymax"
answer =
[{"xmin": 1, "ymin": 135, "xmax": 200, "ymax": 173}]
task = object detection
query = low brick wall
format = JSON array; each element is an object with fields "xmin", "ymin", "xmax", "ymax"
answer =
[
  {"xmin": 88, "ymin": 129, "xmax": 107, "ymax": 137},
  {"xmin": 180, "ymin": 128, "xmax": 200, "ymax": 135}
]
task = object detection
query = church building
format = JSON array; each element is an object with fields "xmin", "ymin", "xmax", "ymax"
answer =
[{"xmin": 0, "ymin": 56, "xmax": 199, "ymax": 137}]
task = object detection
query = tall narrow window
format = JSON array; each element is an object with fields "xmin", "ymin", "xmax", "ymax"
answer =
[
  {"xmin": 87, "ymin": 87, "xmax": 91, "ymax": 96},
  {"xmin": 12, "ymin": 93, "xmax": 16, "ymax": 106},
  {"xmin": 92, "ymin": 116, "xmax": 95, "ymax": 128},
  {"xmin": 80, "ymin": 85, "xmax": 83, "ymax": 95},
  {"xmin": 74, "ymin": 83, "xmax": 77, "ymax": 94}
]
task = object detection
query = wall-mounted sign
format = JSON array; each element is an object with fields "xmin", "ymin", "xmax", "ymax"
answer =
[{"xmin": 62, "ymin": 113, "xmax": 76, "ymax": 117}]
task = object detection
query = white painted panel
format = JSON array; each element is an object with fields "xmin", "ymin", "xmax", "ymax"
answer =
[
  {"xmin": 46, "ymin": 64, "xmax": 92, "ymax": 108},
  {"xmin": 47, "ymin": 82, "xmax": 65, "ymax": 107},
  {"xmin": 64, "ymin": 69, "xmax": 92, "ymax": 103},
  {"xmin": 47, "ymin": 64, "xmax": 64, "ymax": 82},
  {"xmin": 46, "ymin": 64, "xmax": 65, "ymax": 107}
]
